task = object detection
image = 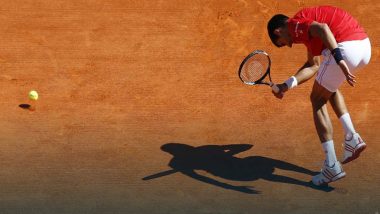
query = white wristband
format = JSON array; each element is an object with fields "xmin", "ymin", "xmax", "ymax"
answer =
[{"xmin": 284, "ymin": 76, "xmax": 298, "ymax": 89}]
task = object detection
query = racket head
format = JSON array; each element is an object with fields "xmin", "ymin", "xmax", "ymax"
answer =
[{"xmin": 238, "ymin": 50, "xmax": 272, "ymax": 85}]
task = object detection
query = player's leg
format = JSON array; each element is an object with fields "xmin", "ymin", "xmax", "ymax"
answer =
[
  {"xmin": 330, "ymin": 90, "xmax": 367, "ymax": 164},
  {"xmin": 329, "ymin": 90, "xmax": 347, "ymax": 118},
  {"xmin": 329, "ymin": 90, "xmax": 362, "ymax": 140},
  {"xmin": 329, "ymin": 90, "xmax": 354, "ymax": 138},
  {"xmin": 310, "ymin": 81, "xmax": 346, "ymax": 186},
  {"xmin": 310, "ymin": 82, "xmax": 333, "ymax": 142},
  {"xmin": 324, "ymin": 39, "xmax": 371, "ymax": 164}
]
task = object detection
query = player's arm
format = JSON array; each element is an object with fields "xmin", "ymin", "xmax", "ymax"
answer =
[
  {"xmin": 274, "ymin": 51, "xmax": 319, "ymax": 96},
  {"xmin": 308, "ymin": 21, "xmax": 356, "ymax": 86},
  {"xmin": 294, "ymin": 51, "xmax": 320, "ymax": 85}
]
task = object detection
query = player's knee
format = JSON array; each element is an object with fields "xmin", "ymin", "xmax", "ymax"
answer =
[
  {"xmin": 310, "ymin": 92, "xmax": 326, "ymax": 109},
  {"xmin": 309, "ymin": 92, "xmax": 317, "ymax": 103}
]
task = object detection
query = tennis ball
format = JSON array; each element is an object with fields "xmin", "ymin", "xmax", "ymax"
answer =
[{"xmin": 29, "ymin": 90, "xmax": 39, "ymax": 101}]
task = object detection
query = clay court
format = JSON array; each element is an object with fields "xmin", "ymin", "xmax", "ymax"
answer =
[{"xmin": 0, "ymin": 0, "xmax": 379, "ymax": 213}]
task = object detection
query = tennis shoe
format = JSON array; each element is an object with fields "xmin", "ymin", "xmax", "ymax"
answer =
[
  {"xmin": 312, "ymin": 161, "xmax": 346, "ymax": 186},
  {"xmin": 342, "ymin": 133, "xmax": 366, "ymax": 164}
]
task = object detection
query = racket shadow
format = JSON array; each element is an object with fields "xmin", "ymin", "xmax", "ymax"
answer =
[{"xmin": 142, "ymin": 143, "xmax": 334, "ymax": 194}]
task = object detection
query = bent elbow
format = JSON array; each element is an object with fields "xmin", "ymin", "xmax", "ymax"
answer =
[
  {"xmin": 314, "ymin": 65, "xmax": 320, "ymax": 72},
  {"xmin": 321, "ymin": 23, "xmax": 331, "ymax": 33},
  {"xmin": 320, "ymin": 23, "xmax": 329, "ymax": 29}
]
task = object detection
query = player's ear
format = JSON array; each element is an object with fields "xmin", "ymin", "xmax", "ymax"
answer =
[{"xmin": 273, "ymin": 28, "xmax": 281, "ymax": 36}]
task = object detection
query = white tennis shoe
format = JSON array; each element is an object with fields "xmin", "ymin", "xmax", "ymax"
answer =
[
  {"xmin": 342, "ymin": 133, "xmax": 367, "ymax": 164},
  {"xmin": 312, "ymin": 161, "xmax": 346, "ymax": 186}
]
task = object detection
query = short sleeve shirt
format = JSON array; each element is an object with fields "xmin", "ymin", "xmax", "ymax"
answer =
[{"xmin": 287, "ymin": 6, "xmax": 368, "ymax": 56}]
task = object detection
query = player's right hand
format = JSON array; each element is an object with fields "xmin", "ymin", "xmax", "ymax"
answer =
[{"xmin": 272, "ymin": 83, "xmax": 287, "ymax": 99}]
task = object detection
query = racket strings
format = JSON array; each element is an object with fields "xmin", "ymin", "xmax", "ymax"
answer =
[{"xmin": 240, "ymin": 54, "xmax": 269, "ymax": 83}]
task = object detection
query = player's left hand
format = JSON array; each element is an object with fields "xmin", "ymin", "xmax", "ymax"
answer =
[{"xmin": 338, "ymin": 60, "xmax": 356, "ymax": 86}]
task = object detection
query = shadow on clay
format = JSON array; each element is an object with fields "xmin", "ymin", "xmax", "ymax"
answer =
[{"xmin": 142, "ymin": 143, "xmax": 334, "ymax": 194}]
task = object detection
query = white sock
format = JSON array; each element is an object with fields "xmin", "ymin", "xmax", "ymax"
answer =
[
  {"xmin": 322, "ymin": 140, "xmax": 337, "ymax": 167},
  {"xmin": 339, "ymin": 113, "xmax": 356, "ymax": 140}
]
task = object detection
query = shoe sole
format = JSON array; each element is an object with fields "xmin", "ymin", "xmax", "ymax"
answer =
[
  {"xmin": 342, "ymin": 143, "xmax": 367, "ymax": 164},
  {"xmin": 313, "ymin": 171, "xmax": 346, "ymax": 186},
  {"xmin": 330, "ymin": 171, "xmax": 346, "ymax": 182}
]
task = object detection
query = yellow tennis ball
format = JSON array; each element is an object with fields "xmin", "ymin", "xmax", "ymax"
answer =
[{"xmin": 29, "ymin": 90, "xmax": 39, "ymax": 101}]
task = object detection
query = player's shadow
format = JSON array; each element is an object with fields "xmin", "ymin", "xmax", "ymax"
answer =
[{"xmin": 143, "ymin": 143, "xmax": 334, "ymax": 194}]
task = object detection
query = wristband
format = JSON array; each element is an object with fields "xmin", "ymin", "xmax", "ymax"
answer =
[
  {"xmin": 284, "ymin": 76, "xmax": 298, "ymax": 90},
  {"xmin": 331, "ymin": 48, "xmax": 344, "ymax": 63}
]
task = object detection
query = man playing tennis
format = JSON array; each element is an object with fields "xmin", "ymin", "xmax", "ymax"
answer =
[{"xmin": 267, "ymin": 6, "xmax": 371, "ymax": 186}]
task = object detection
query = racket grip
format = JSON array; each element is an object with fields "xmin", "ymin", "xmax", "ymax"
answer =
[{"xmin": 270, "ymin": 83, "xmax": 280, "ymax": 93}]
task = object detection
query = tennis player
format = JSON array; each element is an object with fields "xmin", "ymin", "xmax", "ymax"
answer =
[{"xmin": 267, "ymin": 6, "xmax": 371, "ymax": 186}]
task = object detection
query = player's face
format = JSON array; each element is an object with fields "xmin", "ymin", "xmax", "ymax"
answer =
[{"xmin": 275, "ymin": 27, "xmax": 293, "ymax": 48}]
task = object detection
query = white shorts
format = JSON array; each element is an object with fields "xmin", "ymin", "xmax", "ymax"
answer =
[{"xmin": 316, "ymin": 38, "xmax": 371, "ymax": 92}]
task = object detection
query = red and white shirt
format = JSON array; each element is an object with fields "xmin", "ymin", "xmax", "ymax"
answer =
[{"xmin": 287, "ymin": 6, "xmax": 368, "ymax": 56}]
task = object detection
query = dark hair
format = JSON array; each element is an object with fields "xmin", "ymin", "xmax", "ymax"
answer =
[{"xmin": 267, "ymin": 14, "xmax": 289, "ymax": 47}]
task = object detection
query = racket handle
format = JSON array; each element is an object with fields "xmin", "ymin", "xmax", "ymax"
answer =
[{"xmin": 270, "ymin": 83, "xmax": 280, "ymax": 93}]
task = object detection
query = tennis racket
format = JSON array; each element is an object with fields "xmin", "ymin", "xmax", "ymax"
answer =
[{"xmin": 238, "ymin": 50, "xmax": 280, "ymax": 93}]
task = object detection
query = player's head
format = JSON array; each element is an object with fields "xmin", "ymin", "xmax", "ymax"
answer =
[
  {"xmin": 267, "ymin": 14, "xmax": 292, "ymax": 48},
  {"xmin": 161, "ymin": 143, "xmax": 194, "ymax": 155}
]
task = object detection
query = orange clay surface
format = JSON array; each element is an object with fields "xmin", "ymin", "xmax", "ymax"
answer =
[{"xmin": 0, "ymin": 0, "xmax": 379, "ymax": 213}]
